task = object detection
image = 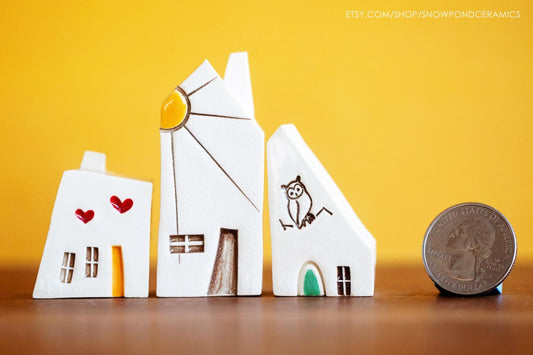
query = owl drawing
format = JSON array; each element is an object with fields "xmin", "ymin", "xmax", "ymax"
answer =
[{"xmin": 281, "ymin": 176, "xmax": 315, "ymax": 229}]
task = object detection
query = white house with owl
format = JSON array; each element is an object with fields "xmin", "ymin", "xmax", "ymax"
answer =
[
  {"xmin": 157, "ymin": 52, "xmax": 264, "ymax": 297},
  {"xmin": 268, "ymin": 124, "xmax": 376, "ymax": 297},
  {"xmin": 281, "ymin": 175, "xmax": 316, "ymax": 229}
]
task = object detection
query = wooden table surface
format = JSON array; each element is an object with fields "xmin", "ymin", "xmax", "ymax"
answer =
[{"xmin": 1, "ymin": 263, "xmax": 532, "ymax": 354}]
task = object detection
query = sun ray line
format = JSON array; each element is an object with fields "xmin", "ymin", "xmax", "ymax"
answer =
[
  {"xmin": 170, "ymin": 132, "xmax": 179, "ymax": 234},
  {"xmin": 184, "ymin": 77, "xmax": 218, "ymax": 96},
  {"xmin": 184, "ymin": 125, "xmax": 260, "ymax": 213},
  {"xmin": 189, "ymin": 112, "xmax": 251, "ymax": 120}
]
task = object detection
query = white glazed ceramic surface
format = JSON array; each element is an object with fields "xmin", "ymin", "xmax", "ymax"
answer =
[
  {"xmin": 268, "ymin": 124, "xmax": 376, "ymax": 297},
  {"xmin": 33, "ymin": 151, "xmax": 153, "ymax": 298},
  {"xmin": 157, "ymin": 52, "xmax": 264, "ymax": 297}
]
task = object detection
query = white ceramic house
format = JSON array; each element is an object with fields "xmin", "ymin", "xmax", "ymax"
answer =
[
  {"xmin": 268, "ymin": 125, "xmax": 376, "ymax": 297},
  {"xmin": 157, "ymin": 52, "xmax": 264, "ymax": 297},
  {"xmin": 33, "ymin": 151, "xmax": 153, "ymax": 298}
]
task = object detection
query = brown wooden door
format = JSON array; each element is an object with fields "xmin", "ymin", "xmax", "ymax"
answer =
[{"xmin": 208, "ymin": 228, "xmax": 238, "ymax": 296}]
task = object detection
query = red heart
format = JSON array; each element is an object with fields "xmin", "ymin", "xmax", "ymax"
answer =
[
  {"xmin": 110, "ymin": 196, "xmax": 133, "ymax": 214},
  {"xmin": 75, "ymin": 209, "xmax": 94, "ymax": 224}
]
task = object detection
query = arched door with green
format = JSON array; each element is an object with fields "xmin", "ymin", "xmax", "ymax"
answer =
[{"xmin": 303, "ymin": 269, "xmax": 322, "ymax": 296}]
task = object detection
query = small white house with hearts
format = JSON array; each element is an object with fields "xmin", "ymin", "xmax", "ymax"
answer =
[{"xmin": 33, "ymin": 151, "xmax": 152, "ymax": 298}]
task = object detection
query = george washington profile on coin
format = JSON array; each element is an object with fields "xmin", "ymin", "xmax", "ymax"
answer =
[
  {"xmin": 444, "ymin": 217, "xmax": 496, "ymax": 282},
  {"xmin": 422, "ymin": 202, "xmax": 516, "ymax": 295}
]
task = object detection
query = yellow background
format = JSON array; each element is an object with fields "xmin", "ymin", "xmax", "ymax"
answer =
[{"xmin": 1, "ymin": 0, "xmax": 531, "ymax": 267}]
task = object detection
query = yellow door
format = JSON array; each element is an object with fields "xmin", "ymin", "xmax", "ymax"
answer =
[{"xmin": 112, "ymin": 246, "xmax": 124, "ymax": 297}]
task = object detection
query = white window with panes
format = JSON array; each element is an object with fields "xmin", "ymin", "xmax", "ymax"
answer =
[
  {"xmin": 60, "ymin": 252, "xmax": 76, "ymax": 283},
  {"xmin": 337, "ymin": 266, "xmax": 351, "ymax": 296},
  {"xmin": 169, "ymin": 235, "xmax": 204, "ymax": 254},
  {"xmin": 86, "ymin": 247, "xmax": 99, "ymax": 278}
]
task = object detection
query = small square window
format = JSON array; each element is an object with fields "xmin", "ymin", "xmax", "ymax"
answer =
[
  {"xmin": 337, "ymin": 266, "xmax": 351, "ymax": 296},
  {"xmin": 170, "ymin": 235, "xmax": 204, "ymax": 254}
]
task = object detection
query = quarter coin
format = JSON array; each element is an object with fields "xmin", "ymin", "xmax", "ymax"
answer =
[{"xmin": 422, "ymin": 202, "xmax": 517, "ymax": 295}]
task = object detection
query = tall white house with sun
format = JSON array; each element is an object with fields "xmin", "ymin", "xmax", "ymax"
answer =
[
  {"xmin": 157, "ymin": 52, "xmax": 264, "ymax": 297},
  {"xmin": 33, "ymin": 151, "xmax": 153, "ymax": 298}
]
